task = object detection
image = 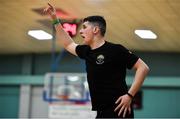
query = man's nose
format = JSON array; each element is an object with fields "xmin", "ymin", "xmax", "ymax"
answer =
[{"xmin": 79, "ymin": 29, "xmax": 83, "ymax": 34}]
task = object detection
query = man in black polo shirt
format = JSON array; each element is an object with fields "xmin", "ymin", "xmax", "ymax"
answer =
[{"xmin": 44, "ymin": 3, "xmax": 149, "ymax": 118}]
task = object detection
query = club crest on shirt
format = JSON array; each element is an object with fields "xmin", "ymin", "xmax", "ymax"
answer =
[
  {"xmin": 129, "ymin": 50, "xmax": 132, "ymax": 54},
  {"xmin": 96, "ymin": 54, "xmax": 105, "ymax": 64}
]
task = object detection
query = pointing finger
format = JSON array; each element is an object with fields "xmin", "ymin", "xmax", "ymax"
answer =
[{"xmin": 48, "ymin": 3, "xmax": 53, "ymax": 8}]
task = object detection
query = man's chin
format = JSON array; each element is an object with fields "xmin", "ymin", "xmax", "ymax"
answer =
[{"xmin": 83, "ymin": 41, "xmax": 89, "ymax": 45}]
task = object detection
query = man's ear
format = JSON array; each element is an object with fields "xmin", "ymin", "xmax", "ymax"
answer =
[{"xmin": 93, "ymin": 26, "xmax": 99, "ymax": 34}]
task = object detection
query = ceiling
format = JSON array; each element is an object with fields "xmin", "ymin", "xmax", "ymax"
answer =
[{"xmin": 0, "ymin": 0, "xmax": 180, "ymax": 54}]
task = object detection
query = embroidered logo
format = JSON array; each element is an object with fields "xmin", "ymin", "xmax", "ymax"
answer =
[
  {"xmin": 96, "ymin": 54, "xmax": 105, "ymax": 64},
  {"xmin": 128, "ymin": 50, "xmax": 132, "ymax": 54}
]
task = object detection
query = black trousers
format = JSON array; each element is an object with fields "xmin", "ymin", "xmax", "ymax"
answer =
[{"xmin": 95, "ymin": 107, "xmax": 134, "ymax": 119}]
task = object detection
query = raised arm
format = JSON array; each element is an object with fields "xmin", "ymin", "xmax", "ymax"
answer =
[{"xmin": 44, "ymin": 3, "xmax": 78, "ymax": 56}]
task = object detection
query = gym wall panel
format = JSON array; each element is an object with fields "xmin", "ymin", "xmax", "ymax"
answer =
[{"xmin": 0, "ymin": 85, "xmax": 19, "ymax": 118}]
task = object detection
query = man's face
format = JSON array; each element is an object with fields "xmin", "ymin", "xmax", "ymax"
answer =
[{"xmin": 79, "ymin": 21, "xmax": 95, "ymax": 45}]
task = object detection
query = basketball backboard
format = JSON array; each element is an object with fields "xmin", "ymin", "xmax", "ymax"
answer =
[{"xmin": 43, "ymin": 73, "xmax": 90, "ymax": 103}]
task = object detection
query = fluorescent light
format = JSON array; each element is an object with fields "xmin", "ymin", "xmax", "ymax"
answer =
[
  {"xmin": 135, "ymin": 30, "xmax": 157, "ymax": 39},
  {"xmin": 28, "ymin": 30, "xmax": 52, "ymax": 40}
]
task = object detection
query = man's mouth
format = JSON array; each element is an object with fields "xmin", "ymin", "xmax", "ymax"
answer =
[{"xmin": 81, "ymin": 35, "xmax": 85, "ymax": 38}]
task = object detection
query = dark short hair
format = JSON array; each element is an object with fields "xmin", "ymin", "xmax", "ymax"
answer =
[{"xmin": 83, "ymin": 15, "xmax": 106, "ymax": 36}]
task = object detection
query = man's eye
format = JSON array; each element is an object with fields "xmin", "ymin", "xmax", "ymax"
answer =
[{"xmin": 82, "ymin": 25, "xmax": 86, "ymax": 29}]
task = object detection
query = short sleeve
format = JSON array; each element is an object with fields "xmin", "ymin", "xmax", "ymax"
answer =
[
  {"xmin": 119, "ymin": 45, "xmax": 139, "ymax": 69},
  {"xmin": 75, "ymin": 45, "xmax": 90, "ymax": 59}
]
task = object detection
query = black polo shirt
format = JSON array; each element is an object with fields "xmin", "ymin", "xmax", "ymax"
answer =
[{"xmin": 76, "ymin": 41, "xmax": 139, "ymax": 110}]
